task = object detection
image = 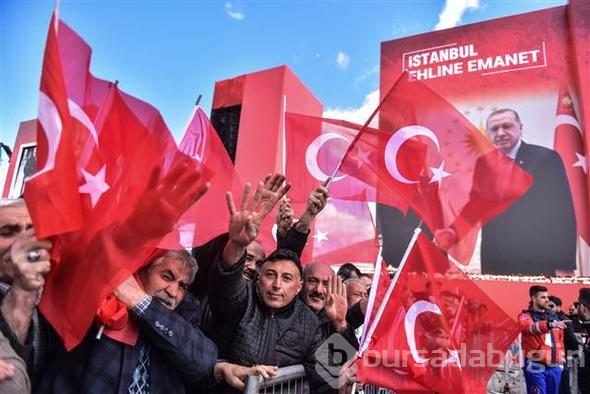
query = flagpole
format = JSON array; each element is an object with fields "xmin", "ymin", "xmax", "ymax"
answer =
[
  {"xmin": 281, "ymin": 94, "xmax": 287, "ymax": 175},
  {"xmin": 359, "ymin": 234, "xmax": 384, "ymax": 346},
  {"xmin": 325, "ymin": 72, "xmax": 407, "ymax": 190},
  {"xmin": 195, "ymin": 94, "xmax": 202, "ymax": 108},
  {"xmin": 358, "ymin": 226, "xmax": 422, "ymax": 355}
]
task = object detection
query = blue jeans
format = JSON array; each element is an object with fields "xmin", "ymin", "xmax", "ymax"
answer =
[{"xmin": 523, "ymin": 359, "xmax": 563, "ymax": 394}]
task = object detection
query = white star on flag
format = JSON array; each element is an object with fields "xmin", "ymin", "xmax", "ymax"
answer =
[
  {"xmin": 429, "ymin": 161, "xmax": 451, "ymax": 186},
  {"xmin": 179, "ymin": 223, "xmax": 196, "ymax": 249},
  {"xmin": 573, "ymin": 152, "xmax": 588, "ymax": 174},
  {"xmin": 354, "ymin": 146, "xmax": 372, "ymax": 168},
  {"xmin": 78, "ymin": 166, "xmax": 110, "ymax": 207},
  {"xmin": 312, "ymin": 228, "xmax": 329, "ymax": 244}
]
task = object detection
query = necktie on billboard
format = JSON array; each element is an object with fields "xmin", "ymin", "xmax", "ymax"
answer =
[
  {"xmin": 158, "ymin": 106, "xmax": 242, "ymax": 249},
  {"xmin": 24, "ymin": 11, "xmax": 209, "ymax": 349},
  {"xmin": 355, "ymin": 230, "xmax": 519, "ymax": 393},
  {"xmin": 337, "ymin": 73, "xmax": 532, "ymax": 264}
]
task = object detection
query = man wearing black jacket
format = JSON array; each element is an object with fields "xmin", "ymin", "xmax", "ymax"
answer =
[
  {"xmin": 549, "ymin": 295, "xmax": 579, "ymax": 394},
  {"xmin": 209, "ymin": 174, "xmax": 339, "ymax": 393}
]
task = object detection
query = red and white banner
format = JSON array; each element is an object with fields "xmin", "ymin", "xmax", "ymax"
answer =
[{"xmin": 379, "ymin": 1, "xmax": 590, "ymax": 275}]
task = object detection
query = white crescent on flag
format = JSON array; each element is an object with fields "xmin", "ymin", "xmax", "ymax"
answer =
[
  {"xmin": 305, "ymin": 132, "xmax": 351, "ymax": 183},
  {"xmin": 385, "ymin": 125, "xmax": 450, "ymax": 186},
  {"xmin": 404, "ymin": 300, "xmax": 442, "ymax": 364},
  {"xmin": 32, "ymin": 91, "xmax": 63, "ymax": 178}
]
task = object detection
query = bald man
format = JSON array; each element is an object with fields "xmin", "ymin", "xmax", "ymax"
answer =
[{"xmin": 301, "ymin": 263, "xmax": 358, "ymax": 350}]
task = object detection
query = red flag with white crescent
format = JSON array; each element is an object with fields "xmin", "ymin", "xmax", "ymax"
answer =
[
  {"xmin": 24, "ymin": 12, "xmax": 209, "ymax": 349},
  {"xmin": 553, "ymin": 85, "xmax": 590, "ymax": 274},
  {"xmin": 355, "ymin": 231, "xmax": 519, "ymax": 393},
  {"xmin": 337, "ymin": 73, "xmax": 532, "ymax": 264}
]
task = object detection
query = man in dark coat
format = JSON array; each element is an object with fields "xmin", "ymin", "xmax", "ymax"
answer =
[
  {"xmin": 480, "ymin": 108, "xmax": 576, "ymax": 275},
  {"xmin": 208, "ymin": 174, "xmax": 340, "ymax": 393},
  {"xmin": 0, "ymin": 234, "xmax": 219, "ymax": 394}
]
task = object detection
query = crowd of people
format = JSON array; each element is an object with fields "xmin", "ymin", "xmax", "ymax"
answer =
[
  {"xmin": 1, "ymin": 172, "xmax": 589, "ymax": 394},
  {"xmin": 0, "ymin": 174, "xmax": 375, "ymax": 393},
  {"xmin": 0, "ymin": 108, "xmax": 588, "ymax": 393}
]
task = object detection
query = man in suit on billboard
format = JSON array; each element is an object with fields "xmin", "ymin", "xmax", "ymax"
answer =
[{"xmin": 479, "ymin": 108, "xmax": 576, "ymax": 275}]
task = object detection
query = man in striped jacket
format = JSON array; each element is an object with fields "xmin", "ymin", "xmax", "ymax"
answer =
[{"xmin": 519, "ymin": 285, "xmax": 568, "ymax": 394}]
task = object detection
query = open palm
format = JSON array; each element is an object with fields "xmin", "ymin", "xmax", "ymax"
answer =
[{"xmin": 226, "ymin": 173, "xmax": 291, "ymax": 247}]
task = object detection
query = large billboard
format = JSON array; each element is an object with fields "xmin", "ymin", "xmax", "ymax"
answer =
[{"xmin": 379, "ymin": 3, "xmax": 590, "ymax": 276}]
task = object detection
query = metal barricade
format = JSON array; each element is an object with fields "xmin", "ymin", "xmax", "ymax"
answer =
[
  {"xmin": 357, "ymin": 385, "xmax": 393, "ymax": 394},
  {"xmin": 244, "ymin": 365, "xmax": 309, "ymax": 394}
]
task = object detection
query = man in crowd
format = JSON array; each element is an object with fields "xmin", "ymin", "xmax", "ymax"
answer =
[
  {"xmin": 480, "ymin": 109, "xmax": 576, "ymax": 275},
  {"xmin": 301, "ymin": 263, "xmax": 359, "ymax": 350},
  {"xmin": 1, "ymin": 229, "xmax": 219, "ymax": 393},
  {"xmin": 0, "ymin": 199, "xmax": 33, "ymax": 284},
  {"xmin": 337, "ymin": 263, "xmax": 362, "ymax": 281},
  {"xmin": 519, "ymin": 285, "xmax": 568, "ymax": 394},
  {"xmin": 434, "ymin": 108, "xmax": 576, "ymax": 276},
  {"xmin": 576, "ymin": 288, "xmax": 590, "ymax": 394},
  {"xmin": 208, "ymin": 174, "xmax": 341, "ymax": 392},
  {"xmin": 0, "ymin": 198, "xmax": 40, "ymax": 391},
  {"xmin": 243, "ymin": 240, "xmax": 265, "ymax": 281},
  {"xmin": 548, "ymin": 295, "xmax": 579, "ymax": 394},
  {"xmin": 344, "ymin": 279, "xmax": 368, "ymax": 309},
  {"xmin": 278, "ymin": 180, "xmax": 359, "ymax": 350}
]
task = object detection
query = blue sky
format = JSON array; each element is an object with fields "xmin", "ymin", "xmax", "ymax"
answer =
[{"xmin": 1, "ymin": 0, "xmax": 566, "ymax": 147}]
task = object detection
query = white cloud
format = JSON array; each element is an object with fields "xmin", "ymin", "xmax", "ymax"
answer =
[
  {"xmin": 355, "ymin": 65, "xmax": 379, "ymax": 85},
  {"xmin": 324, "ymin": 89, "xmax": 380, "ymax": 127},
  {"xmin": 336, "ymin": 51, "xmax": 350, "ymax": 69},
  {"xmin": 435, "ymin": 0, "xmax": 479, "ymax": 30},
  {"xmin": 225, "ymin": 2, "xmax": 245, "ymax": 21}
]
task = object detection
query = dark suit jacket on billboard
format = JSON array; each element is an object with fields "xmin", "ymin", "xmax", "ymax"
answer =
[{"xmin": 481, "ymin": 141, "xmax": 576, "ymax": 275}]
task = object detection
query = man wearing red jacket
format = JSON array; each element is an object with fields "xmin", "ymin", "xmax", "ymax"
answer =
[{"xmin": 519, "ymin": 285, "xmax": 568, "ymax": 394}]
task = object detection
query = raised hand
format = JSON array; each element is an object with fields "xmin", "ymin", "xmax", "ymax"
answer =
[
  {"xmin": 5, "ymin": 229, "xmax": 52, "ymax": 292},
  {"xmin": 1, "ymin": 229, "xmax": 52, "ymax": 343},
  {"xmin": 276, "ymin": 197, "xmax": 294, "ymax": 237},
  {"xmin": 433, "ymin": 227, "xmax": 457, "ymax": 252},
  {"xmin": 124, "ymin": 161, "xmax": 210, "ymax": 242},
  {"xmin": 324, "ymin": 273, "xmax": 348, "ymax": 334},
  {"xmin": 295, "ymin": 179, "xmax": 329, "ymax": 233},
  {"xmin": 223, "ymin": 173, "xmax": 291, "ymax": 267}
]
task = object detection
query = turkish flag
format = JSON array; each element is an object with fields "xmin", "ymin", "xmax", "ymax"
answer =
[
  {"xmin": 23, "ymin": 13, "xmax": 84, "ymax": 237},
  {"xmin": 25, "ymin": 12, "xmax": 208, "ymax": 349},
  {"xmin": 285, "ymin": 113, "xmax": 377, "ymax": 203},
  {"xmin": 355, "ymin": 231, "xmax": 519, "ymax": 393},
  {"xmin": 338, "ymin": 73, "xmax": 532, "ymax": 264},
  {"xmin": 158, "ymin": 106, "xmax": 242, "ymax": 248},
  {"xmin": 308, "ymin": 198, "xmax": 378, "ymax": 264},
  {"xmin": 553, "ymin": 86, "xmax": 590, "ymax": 245},
  {"xmin": 282, "ymin": 113, "xmax": 380, "ymax": 264}
]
